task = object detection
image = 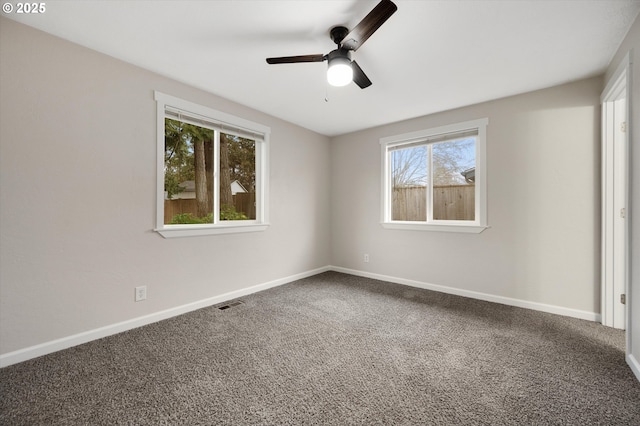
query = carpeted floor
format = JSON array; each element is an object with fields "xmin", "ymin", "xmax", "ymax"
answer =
[{"xmin": 1, "ymin": 271, "xmax": 639, "ymax": 425}]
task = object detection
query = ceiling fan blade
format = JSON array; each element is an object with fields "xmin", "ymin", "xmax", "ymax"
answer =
[
  {"xmin": 352, "ymin": 61, "xmax": 372, "ymax": 89},
  {"xmin": 266, "ymin": 54, "xmax": 326, "ymax": 64},
  {"xmin": 341, "ymin": 0, "xmax": 397, "ymax": 51}
]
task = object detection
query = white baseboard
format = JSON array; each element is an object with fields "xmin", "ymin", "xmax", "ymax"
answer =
[
  {"xmin": 628, "ymin": 354, "xmax": 640, "ymax": 382},
  {"xmin": 329, "ymin": 266, "xmax": 601, "ymax": 322},
  {"xmin": 0, "ymin": 266, "xmax": 331, "ymax": 368},
  {"xmin": 0, "ymin": 265, "xmax": 605, "ymax": 368}
]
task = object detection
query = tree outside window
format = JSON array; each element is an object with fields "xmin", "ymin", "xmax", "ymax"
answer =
[{"xmin": 164, "ymin": 119, "xmax": 256, "ymax": 225}]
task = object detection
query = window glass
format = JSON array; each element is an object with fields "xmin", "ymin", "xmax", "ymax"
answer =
[
  {"xmin": 391, "ymin": 145, "xmax": 427, "ymax": 221},
  {"xmin": 164, "ymin": 119, "xmax": 214, "ymax": 225},
  {"xmin": 219, "ymin": 133, "xmax": 255, "ymax": 221},
  {"xmin": 431, "ymin": 137, "xmax": 475, "ymax": 221},
  {"xmin": 163, "ymin": 123, "xmax": 260, "ymax": 224}
]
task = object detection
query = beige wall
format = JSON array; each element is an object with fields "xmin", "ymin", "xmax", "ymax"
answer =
[
  {"xmin": 331, "ymin": 76, "xmax": 602, "ymax": 314},
  {"xmin": 0, "ymin": 18, "xmax": 331, "ymax": 355},
  {"xmin": 606, "ymin": 12, "xmax": 640, "ymax": 376}
]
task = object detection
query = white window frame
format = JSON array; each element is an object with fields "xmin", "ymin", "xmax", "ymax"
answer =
[
  {"xmin": 155, "ymin": 91, "xmax": 270, "ymax": 238},
  {"xmin": 380, "ymin": 118, "xmax": 488, "ymax": 233}
]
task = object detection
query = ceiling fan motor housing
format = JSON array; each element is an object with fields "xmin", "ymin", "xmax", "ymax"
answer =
[{"xmin": 330, "ymin": 26, "xmax": 350, "ymax": 45}]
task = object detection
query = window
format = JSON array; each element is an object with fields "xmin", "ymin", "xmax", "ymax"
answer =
[
  {"xmin": 155, "ymin": 92, "xmax": 269, "ymax": 238},
  {"xmin": 381, "ymin": 118, "xmax": 488, "ymax": 233}
]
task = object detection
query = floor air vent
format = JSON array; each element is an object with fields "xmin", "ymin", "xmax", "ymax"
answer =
[{"xmin": 218, "ymin": 300, "xmax": 244, "ymax": 311}]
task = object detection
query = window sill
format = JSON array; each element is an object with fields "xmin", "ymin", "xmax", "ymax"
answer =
[
  {"xmin": 381, "ymin": 222, "xmax": 489, "ymax": 234},
  {"xmin": 156, "ymin": 222, "xmax": 269, "ymax": 238}
]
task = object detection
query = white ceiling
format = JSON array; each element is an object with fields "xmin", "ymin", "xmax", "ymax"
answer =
[{"xmin": 6, "ymin": 0, "xmax": 640, "ymax": 136}]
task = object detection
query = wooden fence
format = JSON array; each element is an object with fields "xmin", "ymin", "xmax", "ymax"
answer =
[
  {"xmin": 164, "ymin": 193, "xmax": 256, "ymax": 223},
  {"xmin": 233, "ymin": 193, "xmax": 256, "ymax": 220},
  {"xmin": 393, "ymin": 185, "xmax": 475, "ymax": 221}
]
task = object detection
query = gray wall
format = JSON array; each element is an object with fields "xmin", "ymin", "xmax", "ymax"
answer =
[
  {"xmin": 331, "ymin": 77, "xmax": 602, "ymax": 315},
  {"xmin": 0, "ymin": 18, "xmax": 331, "ymax": 355},
  {"xmin": 606, "ymin": 12, "xmax": 640, "ymax": 376}
]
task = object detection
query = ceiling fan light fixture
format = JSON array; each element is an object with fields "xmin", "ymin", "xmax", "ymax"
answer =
[{"xmin": 327, "ymin": 56, "xmax": 353, "ymax": 87}]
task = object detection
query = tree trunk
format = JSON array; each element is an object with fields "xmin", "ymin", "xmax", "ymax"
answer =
[
  {"xmin": 204, "ymin": 138, "xmax": 214, "ymax": 214},
  {"xmin": 194, "ymin": 140, "xmax": 209, "ymax": 217},
  {"xmin": 219, "ymin": 134, "xmax": 233, "ymax": 208}
]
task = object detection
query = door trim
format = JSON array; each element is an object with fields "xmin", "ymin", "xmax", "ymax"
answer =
[{"xmin": 601, "ymin": 52, "xmax": 631, "ymax": 341}]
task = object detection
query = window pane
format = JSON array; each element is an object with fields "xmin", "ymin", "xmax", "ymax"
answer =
[
  {"xmin": 220, "ymin": 133, "xmax": 255, "ymax": 221},
  {"xmin": 164, "ymin": 119, "xmax": 214, "ymax": 225},
  {"xmin": 431, "ymin": 137, "xmax": 476, "ymax": 221},
  {"xmin": 391, "ymin": 145, "xmax": 427, "ymax": 221}
]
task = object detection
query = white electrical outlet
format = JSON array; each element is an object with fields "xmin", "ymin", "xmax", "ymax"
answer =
[
  {"xmin": 364, "ymin": 254, "xmax": 370, "ymax": 263},
  {"xmin": 135, "ymin": 285, "xmax": 147, "ymax": 302}
]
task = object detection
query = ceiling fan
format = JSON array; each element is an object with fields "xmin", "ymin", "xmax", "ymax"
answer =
[{"xmin": 266, "ymin": 0, "xmax": 398, "ymax": 89}]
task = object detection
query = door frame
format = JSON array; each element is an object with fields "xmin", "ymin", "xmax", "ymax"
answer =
[{"xmin": 601, "ymin": 52, "xmax": 630, "ymax": 339}]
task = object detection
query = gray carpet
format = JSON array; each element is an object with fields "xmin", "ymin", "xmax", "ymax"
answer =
[{"xmin": 1, "ymin": 271, "xmax": 639, "ymax": 425}]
